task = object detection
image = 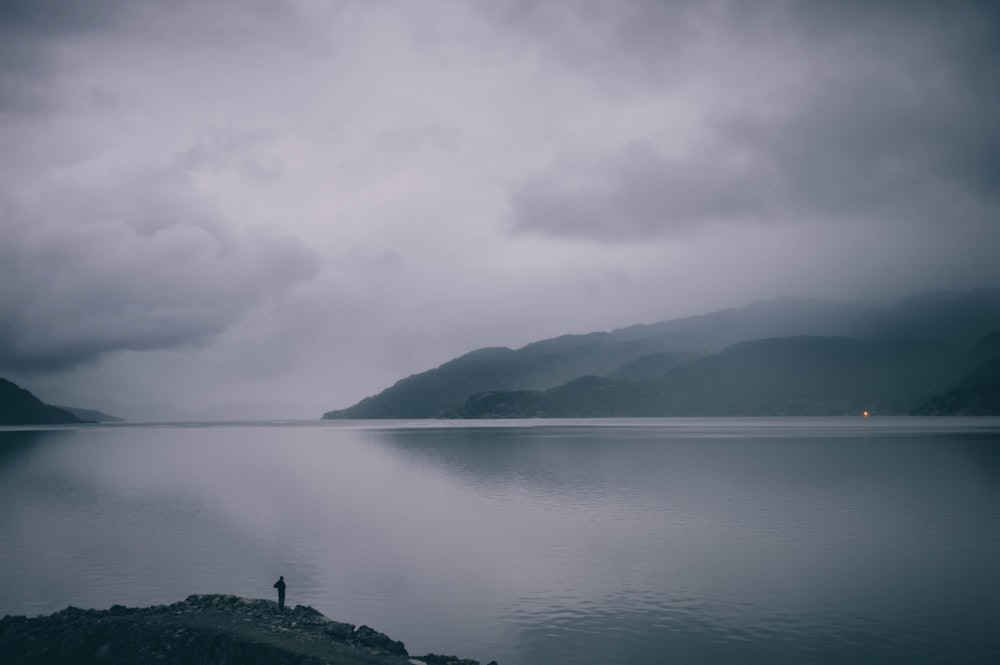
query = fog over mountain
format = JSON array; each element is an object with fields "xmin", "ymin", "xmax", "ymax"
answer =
[
  {"xmin": 322, "ymin": 290, "xmax": 1000, "ymax": 418},
  {"xmin": 1, "ymin": 1, "xmax": 999, "ymax": 420}
]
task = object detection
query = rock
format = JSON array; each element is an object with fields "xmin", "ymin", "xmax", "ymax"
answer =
[
  {"xmin": 323, "ymin": 620, "xmax": 357, "ymax": 641},
  {"xmin": 352, "ymin": 624, "xmax": 408, "ymax": 655},
  {"xmin": 291, "ymin": 604, "xmax": 325, "ymax": 620},
  {"xmin": 0, "ymin": 594, "xmax": 482, "ymax": 665},
  {"xmin": 414, "ymin": 654, "xmax": 484, "ymax": 665}
]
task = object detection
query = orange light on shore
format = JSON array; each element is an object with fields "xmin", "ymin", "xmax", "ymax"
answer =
[{"xmin": 863, "ymin": 410, "xmax": 870, "ymax": 418}]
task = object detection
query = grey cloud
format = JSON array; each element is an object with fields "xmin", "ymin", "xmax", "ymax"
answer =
[
  {"xmin": 0, "ymin": 0, "xmax": 128, "ymax": 33},
  {"xmin": 507, "ymin": 0, "xmax": 1000, "ymax": 241},
  {"xmin": 493, "ymin": 1, "xmax": 1000, "ymax": 91},
  {"xmin": 0, "ymin": 0, "xmax": 335, "ymax": 383},
  {"xmin": 0, "ymin": 0, "xmax": 308, "ymax": 48},
  {"xmin": 0, "ymin": 163, "xmax": 320, "ymax": 373},
  {"xmin": 170, "ymin": 124, "xmax": 285, "ymax": 183},
  {"xmin": 0, "ymin": 0, "xmax": 133, "ymax": 112},
  {"xmin": 375, "ymin": 125, "xmax": 460, "ymax": 155},
  {"xmin": 3, "ymin": 0, "xmax": 999, "ymax": 415},
  {"xmin": 485, "ymin": 0, "xmax": 705, "ymax": 91},
  {"xmin": 720, "ymin": 70, "xmax": 1000, "ymax": 223},
  {"xmin": 509, "ymin": 142, "xmax": 772, "ymax": 241},
  {"xmin": 0, "ymin": 0, "xmax": 321, "ymax": 114}
]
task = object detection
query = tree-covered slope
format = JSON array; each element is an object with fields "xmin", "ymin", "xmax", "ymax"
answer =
[
  {"xmin": 458, "ymin": 336, "xmax": 964, "ymax": 417},
  {"xmin": 0, "ymin": 378, "xmax": 85, "ymax": 425},
  {"xmin": 323, "ymin": 289, "xmax": 1000, "ymax": 419},
  {"xmin": 323, "ymin": 334, "xmax": 693, "ymax": 419},
  {"xmin": 911, "ymin": 330, "xmax": 1000, "ymax": 415}
]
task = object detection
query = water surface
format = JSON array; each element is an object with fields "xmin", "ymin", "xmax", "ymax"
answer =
[{"xmin": 2, "ymin": 418, "xmax": 998, "ymax": 664}]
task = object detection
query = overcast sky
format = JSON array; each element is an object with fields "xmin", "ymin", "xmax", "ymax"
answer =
[{"xmin": 2, "ymin": 0, "xmax": 999, "ymax": 419}]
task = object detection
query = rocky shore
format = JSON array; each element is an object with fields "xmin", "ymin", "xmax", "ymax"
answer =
[{"xmin": 0, "ymin": 594, "xmax": 496, "ymax": 665}]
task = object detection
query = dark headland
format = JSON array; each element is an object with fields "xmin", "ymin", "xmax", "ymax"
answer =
[{"xmin": 0, "ymin": 594, "xmax": 495, "ymax": 665}]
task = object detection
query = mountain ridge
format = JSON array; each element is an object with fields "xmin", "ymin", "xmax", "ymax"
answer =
[
  {"xmin": 0, "ymin": 378, "xmax": 86, "ymax": 425},
  {"xmin": 911, "ymin": 328, "xmax": 1000, "ymax": 415},
  {"xmin": 457, "ymin": 335, "xmax": 965, "ymax": 418},
  {"xmin": 55, "ymin": 405, "xmax": 124, "ymax": 423},
  {"xmin": 323, "ymin": 289, "xmax": 1000, "ymax": 419}
]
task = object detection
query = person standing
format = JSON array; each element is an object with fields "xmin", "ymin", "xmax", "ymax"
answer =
[{"xmin": 273, "ymin": 575, "xmax": 286, "ymax": 610}]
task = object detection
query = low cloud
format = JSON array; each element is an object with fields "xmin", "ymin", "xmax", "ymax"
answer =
[
  {"xmin": 509, "ymin": 142, "xmax": 771, "ymax": 241},
  {"xmin": 506, "ymin": 0, "xmax": 1000, "ymax": 242},
  {"xmin": 0, "ymin": 161, "xmax": 320, "ymax": 372},
  {"xmin": 0, "ymin": 0, "xmax": 133, "ymax": 113}
]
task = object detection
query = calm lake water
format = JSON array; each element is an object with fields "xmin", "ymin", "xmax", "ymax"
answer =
[{"xmin": 1, "ymin": 418, "xmax": 999, "ymax": 664}]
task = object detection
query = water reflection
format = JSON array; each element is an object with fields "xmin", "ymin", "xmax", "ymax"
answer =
[
  {"xmin": 371, "ymin": 420, "xmax": 1000, "ymax": 663},
  {"xmin": 0, "ymin": 428, "xmax": 56, "ymax": 466},
  {"xmin": 1, "ymin": 419, "xmax": 999, "ymax": 664}
]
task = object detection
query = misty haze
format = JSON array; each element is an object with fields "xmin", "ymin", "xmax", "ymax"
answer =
[{"xmin": 3, "ymin": 1, "xmax": 1000, "ymax": 664}]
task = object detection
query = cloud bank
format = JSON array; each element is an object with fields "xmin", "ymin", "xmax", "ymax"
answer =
[
  {"xmin": 1, "ymin": 0, "xmax": 998, "ymax": 415},
  {"xmin": 506, "ymin": 0, "xmax": 1000, "ymax": 240}
]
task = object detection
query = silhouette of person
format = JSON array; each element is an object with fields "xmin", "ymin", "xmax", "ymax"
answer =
[{"xmin": 273, "ymin": 575, "xmax": 286, "ymax": 610}]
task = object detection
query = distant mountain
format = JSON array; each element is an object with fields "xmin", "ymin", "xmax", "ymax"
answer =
[
  {"xmin": 55, "ymin": 406, "xmax": 125, "ymax": 423},
  {"xmin": 911, "ymin": 330, "xmax": 1000, "ymax": 415},
  {"xmin": 0, "ymin": 378, "xmax": 86, "ymax": 425},
  {"xmin": 911, "ymin": 383, "xmax": 1000, "ymax": 416},
  {"xmin": 322, "ymin": 289, "xmax": 1000, "ymax": 419},
  {"xmin": 460, "ymin": 336, "xmax": 963, "ymax": 417},
  {"xmin": 323, "ymin": 340, "xmax": 709, "ymax": 419}
]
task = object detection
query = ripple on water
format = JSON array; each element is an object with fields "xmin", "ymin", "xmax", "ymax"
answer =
[{"xmin": 501, "ymin": 584, "xmax": 995, "ymax": 665}]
